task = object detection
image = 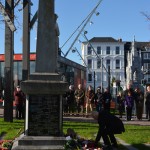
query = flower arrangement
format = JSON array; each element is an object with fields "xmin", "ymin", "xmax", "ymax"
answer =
[
  {"xmin": 64, "ymin": 128, "xmax": 101, "ymax": 150},
  {"xmin": 0, "ymin": 140, "xmax": 12, "ymax": 150}
]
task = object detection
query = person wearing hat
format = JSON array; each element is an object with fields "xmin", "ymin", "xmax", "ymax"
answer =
[{"xmin": 91, "ymin": 110, "xmax": 125, "ymax": 150}]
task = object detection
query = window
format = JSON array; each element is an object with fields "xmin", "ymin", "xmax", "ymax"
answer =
[
  {"xmin": 148, "ymin": 53, "xmax": 150, "ymax": 59},
  {"xmin": 88, "ymin": 73, "xmax": 92, "ymax": 81},
  {"xmin": 106, "ymin": 59, "xmax": 110, "ymax": 67},
  {"xmin": 143, "ymin": 53, "xmax": 150, "ymax": 59},
  {"xmin": 97, "ymin": 46, "xmax": 101, "ymax": 54},
  {"xmin": 116, "ymin": 59, "xmax": 120, "ymax": 69},
  {"xmin": 116, "ymin": 46, "xmax": 120, "ymax": 54},
  {"xmin": 144, "ymin": 63, "xmax": 150, "ymax": 70},
  {"xmin": 88, "ymin": 59, "xmax": 92, "ymax": 68},
  {"xmin": 106, "ymin": 46, "xmax": 110, "ymax": 54},
  {"xmin": 148, "ymin": 75, "xmax": 150, "ymax": 82},
  {"xmin": 97, "ymin": 60, "xmax": 101, "ymax": 68},
  {"xmin": 87, "ymin": 47, "xmax": 92, "ymax": 55}
]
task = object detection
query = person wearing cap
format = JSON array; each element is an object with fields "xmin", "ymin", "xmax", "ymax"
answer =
[
  {"xmin": 92, "ymin": 110, "xmax": 125, "ymax": 150},
  {"xmin": 14, "ymin": 86, "xmax": 25, "ymax": 119}
]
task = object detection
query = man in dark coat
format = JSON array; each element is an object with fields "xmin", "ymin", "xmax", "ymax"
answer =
[
  {"xmin": 74, "ymin": 84, "xmax": 85, "ymax": 114},
  {"xmin": 92, "ymin": 110, "xmax": 125, "ymax": 150},
  {"xmin": 103, "ymin": 88, "xmax": 112, "ymax": 112}
]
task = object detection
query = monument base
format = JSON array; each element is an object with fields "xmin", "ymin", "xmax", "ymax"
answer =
[{"xmin": 12, "ymin": 134, "xmax": 66, "ymax": 150}]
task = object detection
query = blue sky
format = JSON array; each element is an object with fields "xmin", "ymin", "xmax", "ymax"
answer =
[{"xmin": 0, "ymin": 0, "xmax": 150, "ymax": 64}]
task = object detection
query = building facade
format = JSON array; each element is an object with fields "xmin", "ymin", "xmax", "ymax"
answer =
[
  {"xmin": 125, "ymin": 38, "xmax": 150, "ymax": 90},
  {"xmin": 0, "ymin": 53, "xmax": 86, "ymax": 91},
  {"xmin": 81, "ymin": 37, "xmax": 125, "ymax": 92}
]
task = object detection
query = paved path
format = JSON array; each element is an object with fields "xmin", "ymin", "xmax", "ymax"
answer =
[{"xmin": 63, "ymin": 115, "xmax": 150, "ymax": 126}]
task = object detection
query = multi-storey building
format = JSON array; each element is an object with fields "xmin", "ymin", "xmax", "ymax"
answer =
[
  {"xmin": 125, "ymin": 38, "xmax": 150, "ymax": 90},
  {"xmin": 81, "ymin": 37, "xmax": 125, "ymax": 92}
]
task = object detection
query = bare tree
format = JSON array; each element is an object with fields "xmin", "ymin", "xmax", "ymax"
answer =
[{"xmin": 0, "ymin": 0, "xmax": 22, "ymax": 29}]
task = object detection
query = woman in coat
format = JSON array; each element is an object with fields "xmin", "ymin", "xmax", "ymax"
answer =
[
  {"xmin": 116, "ymin": 91, "xmax": 124, "ymax": 118},
  {"xmin": 124, "ymin": 90, "xmax": 134, "ymax": 121},
  {"xmin": 134, "ymin": 87, "xmax": 144, "ymax": 120},
  {"xmin": 85, "ymin": 85, "xmax": 95, "ymax": 115}
]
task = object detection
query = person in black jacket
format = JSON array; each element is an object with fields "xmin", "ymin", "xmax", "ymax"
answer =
[
  {"xmin": 145, "ymin": 85, "xmax": 150, "ymax": 121},
  {"xmin": 95, "ymin": 86, "xmax": 103, "ymax": 112},
  {"xmin": 92, "ymin": 110, "xmax": 125, "ymax": 150},
  {"xmin": 74, "ymin": 84, "xmax": 85, "ymax": 114},
  {"xmin": 103, "ymin": 88, "xmax": 112, "ymax": 112}
]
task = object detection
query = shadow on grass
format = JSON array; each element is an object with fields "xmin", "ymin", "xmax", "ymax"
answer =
[{"xmin": 132, "ymin": 144, "xmax": 150, "ymax": 150}]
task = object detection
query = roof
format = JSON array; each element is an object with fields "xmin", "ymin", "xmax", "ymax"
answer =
[
  {"xmin": 88, "ymin": 37, "xmax": 119, "ymax": 43},
  {"xmin": 124, "ymin": 41, "xmax": 150, "ymax": 51}
]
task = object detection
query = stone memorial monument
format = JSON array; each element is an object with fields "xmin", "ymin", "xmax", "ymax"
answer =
[{"xmin": 12, "ymin": 0, "xmax": 68, "ymax": 149}]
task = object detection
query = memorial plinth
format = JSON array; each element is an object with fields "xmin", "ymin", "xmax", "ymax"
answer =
[
  {"xmin": 12, "ymin": 73, "xmax": 68, "ymax": 150},
  {"xmin": 22, "ymin": 73, "xmax": 68, "ymax": 136},
  {"xmin": 12, "ymin": 0, "xmax": 68, "ymax": 149}
]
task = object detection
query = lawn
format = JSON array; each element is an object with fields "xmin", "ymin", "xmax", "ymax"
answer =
[
  {"xmin": 116, "ymin": 125, "xmax": 150, "ymax": 150},
  {"xmin": 0, "ymin": 118, "xmax": 150, "ymax": 149},
  {"xmin": 0, "ymin": 118, "xmax": 24, "ymax": 140}
]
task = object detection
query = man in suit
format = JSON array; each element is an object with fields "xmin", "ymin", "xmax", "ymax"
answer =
[{"xmin": 92, "ymin": 110, "xmax": 125, "ymax": 150}]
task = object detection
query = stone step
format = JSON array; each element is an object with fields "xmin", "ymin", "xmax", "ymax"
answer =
[
  {"xmin": 12, "ymin": 145, "xmax": 65, "ymax": 150},
  {"xmin": 12, "ymin": 136, "xmax": 66, "ymax": 150},
  {"xmin": 18, "ymin": 136, "xmax": 66, "ymax": 146}
]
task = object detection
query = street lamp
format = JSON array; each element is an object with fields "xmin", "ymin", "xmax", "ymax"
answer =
[
  {"xmin": 72, "ymin": 47, "xmax": 88, "ymax": 68},
  {"xmin": 64, "ymin": 0, "xmax": 103, "ymax": 58}
]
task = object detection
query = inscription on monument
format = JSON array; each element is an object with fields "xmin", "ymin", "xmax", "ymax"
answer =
[{"xmin": 28, "ymin": 95, "xmax": 60, "ymax": 136}]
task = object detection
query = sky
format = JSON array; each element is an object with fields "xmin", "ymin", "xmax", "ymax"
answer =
[{"xmin": 0, "ymin": 0, "xmax": 150, "ymax": 64}]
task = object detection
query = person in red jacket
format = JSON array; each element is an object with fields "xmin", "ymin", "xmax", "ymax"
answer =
[{"xmin": 14, "ymin": 86, "xmax": 25, "ymax": 119}]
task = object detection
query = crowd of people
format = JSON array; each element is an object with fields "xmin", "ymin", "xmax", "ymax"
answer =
[
  {"xmin": 1, "ymin": 83, "xmax": 150, "ymax": 121},
  {"xmin": 63, "ymin": 83, "xmax": 150, "ymax": 121},
  {"xmin": 64, "ymin": 83, "xmax": 150, "ymax": 150},
  {"xmin": 63, "ymin": 84, "xmax": 112, "ymax": 116}
]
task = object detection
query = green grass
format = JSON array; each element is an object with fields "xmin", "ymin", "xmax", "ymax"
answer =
[
  {"xmin": 0, "ymin": 118, "xmax": 24, "ymax": 140},
  {"xmin": 63, "ymin": 121, "xmax": 98, "ymax": 140},
  {"xmin": 0, "ymin": 119, "xmax": 150, "ymax": 150},
  {"xmin": 116, "ymin": 125, "xmax": 150, "ymax": 150}
]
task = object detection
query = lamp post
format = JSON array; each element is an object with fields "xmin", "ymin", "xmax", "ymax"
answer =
[
  {"xmin": 101, "ymin": 58, "xmax": 103, "ymax": 93},
  {"xmin": 72, "ymin": 47, "xmax": 88, "ymax": 68},
  {"xmin": 64, "ymin": 0, "xmax": 103, "ymax": 58},
  {"xmin": 108, "ymin": 65, "xmax": 111, "ymax": 93}
]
